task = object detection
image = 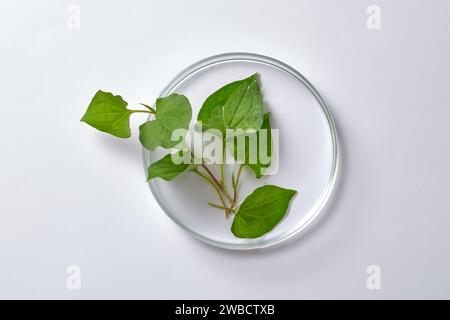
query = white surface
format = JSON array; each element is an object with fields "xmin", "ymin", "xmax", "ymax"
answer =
[{"xmin": 0, "ymin": 0, "xmax": 449, "ymax": 299}]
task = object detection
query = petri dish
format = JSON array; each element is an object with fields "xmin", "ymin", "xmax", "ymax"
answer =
[{"xmin": 143, "ymin": 53, "xmax": 339, "ymax": 250}]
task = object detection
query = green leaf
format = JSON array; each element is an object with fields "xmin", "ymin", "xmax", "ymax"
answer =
[
  {"xmin": 223, "ymin": 74, "xmax": 263, "ymax": 131},
  {"xmin": 230, "ymin": 112, "xmax": 272, "ymax": 178},
  {"xmin": 147, "ymin": 153, "xmax": 195, "ymax": 181},
  {"xmin": 139, "ymin": 94, "xmax": 192, "ymax": 150},
  {"xmin": 80, "ymin": 90, "xmax": 132, "ymax": 138},
  {"xmin": 197, "ymin": 74, "xmax": 263, "ymax": 134},
  {"xmin": 231, "ymin": 185, "xmax": 297, "ymax": 238}
]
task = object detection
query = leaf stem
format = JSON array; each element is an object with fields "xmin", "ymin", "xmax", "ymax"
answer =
[
  {"xmin": 193, "ymin": 168, "xmax": 229, "ymax": 216},
  {"xmin": 190, "ymin": 144, "xmax": 236, "ymax": 217},
  {"xmin": 220, "ymin": 163, "xmax": 225, "ymax": 187},
  {"xmin": 200, "ymin": 164, "xmax": 233, "ymax": 203},
  {"xmin": 232, "ymin": 164, "xmax": 245, "ymax": 206},
  {"xmin": 130, "ymin": 109, "xmax": 154, "ymax": 114},
  {"xmin": 208, "ymin": 202, "xmax": 235, "ymax": 213},
  {"xmin": 139, "ymin": 103, "xmax": 157, "ymax": 114},
  {"xmin": 220, "ymin": 143, "xmax": 226, "ymax": 189}
]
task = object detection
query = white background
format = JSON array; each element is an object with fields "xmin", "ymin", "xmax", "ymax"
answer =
[{"xmin": 0, "ymin": 0, "xmax": 449, "ymax": 299}]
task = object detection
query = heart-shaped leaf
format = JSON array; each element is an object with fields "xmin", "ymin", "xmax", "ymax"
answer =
[
  {"xmin": 139, "ymin": 94, "xmax": 192, "ymax": 150},
  {"xmin": 80, "ymin": 90, "xmax": 132, "ymax": 138}
]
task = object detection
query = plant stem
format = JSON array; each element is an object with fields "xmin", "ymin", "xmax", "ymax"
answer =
[
  {"xmin": 139, "ymin": 103, "xmax": 157, "ymax": 114},
  {"xmin": 232, "ymin": 164, "xmax": 245, "ymax": 206},
  {"xmin": 200, "ymin": 164, "xmax": 233, "ymax": 203},
  {"xmin": 130, "ymin": 109, "xmax": 154, "ymax": 114},
  {"xmin": 190, "ymin": 144, "xmax": 237, "ymax": 217},
  {"xmin": 193, "ymin": 169, "xmax": 229, "ymax": 216},
  {"xmin": 208, "ymin": 202, "xmax": 235, "ymax": 213},
  {"xmin": 220, "ymin": 163, "xmax": 225, "ymax": 186},
  {"xmin": 193, "ymin": 168, "xmax": 212, "ymax": 184},
  {"xmin": 220, "ymin": 143, "xmax": 226, "ymax": 189}
]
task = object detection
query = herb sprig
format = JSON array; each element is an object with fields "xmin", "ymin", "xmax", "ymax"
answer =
[{"xmin": 81, "ymin": 74, "xmax": 297, "ymax": 238}]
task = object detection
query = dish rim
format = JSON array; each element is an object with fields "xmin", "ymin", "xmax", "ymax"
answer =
[{"xmin": 142, "ymin": 52, "xmax": 340, "ymax": 250}]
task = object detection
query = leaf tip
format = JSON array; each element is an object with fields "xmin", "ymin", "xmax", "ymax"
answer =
[
  {"xmin": 250, "ymin": 73, "xmax": 259, "ymax": 81},
  {"xmin": 288, "ymin": 188, "xmax": 298, "ymax": 198}
]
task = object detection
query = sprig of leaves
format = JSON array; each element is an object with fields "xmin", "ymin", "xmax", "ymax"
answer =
[{"xmin": 81, "ymin": 75, "xmax": 297, "ymax": 239}]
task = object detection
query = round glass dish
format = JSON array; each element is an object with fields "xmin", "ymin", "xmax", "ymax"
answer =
[{"xmin": 143, "ymin": 53, "xmax": 339, "ymax": 250}]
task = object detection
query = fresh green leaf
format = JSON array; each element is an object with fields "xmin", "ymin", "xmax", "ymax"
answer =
[
  {"xmin": 230, "ymin": 112, "xmax": 272, "ymax": 178},
  {"xmin": 80, "ymin": 90, "xmax": 132, "ymax": 138},
  {"xmin": 147, "ymin": 153, "xmax": 195, "ymax": 181},
  {"xmin": 139, "ymin": 93, "xmax": 192, "ymax": 150},
  {"xmin": 223, "ymin": 74, "xmax": 263, "ymax": 131},
  {"xmin": 197, "ymin": 76, "xmax": 251, "ymax": 134},
  {"xmin": 197, "ymin": 74, "xmax": 263, "ymax": 134},
  {"xmin": 231, "ymin": 185, "xmax": 297, "ymax": 238}
]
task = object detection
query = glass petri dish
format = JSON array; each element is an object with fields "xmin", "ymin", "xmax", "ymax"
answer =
[{"xmin": 143, "ymin": 53, "xmax": 339, "ymax": 250}]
